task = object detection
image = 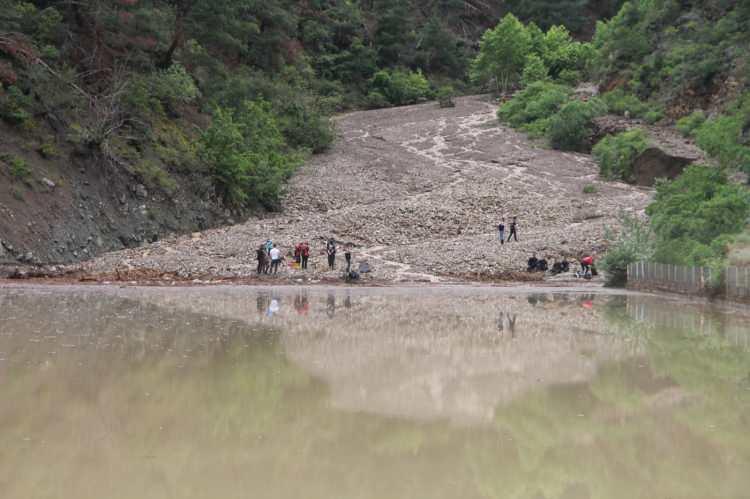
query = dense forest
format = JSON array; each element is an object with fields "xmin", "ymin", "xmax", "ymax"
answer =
[{"xmin": 1, "ymin": 0, "xmax": 748, "ymax": 274}]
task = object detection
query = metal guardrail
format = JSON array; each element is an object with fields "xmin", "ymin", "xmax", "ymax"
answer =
[{"xmin": 627, "ymin": 261, "xmax": 750, "ymax": 300}]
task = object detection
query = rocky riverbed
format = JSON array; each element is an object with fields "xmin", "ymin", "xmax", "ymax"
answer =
[{"xmin": 77, "ymin": 95, "xmax": 651, "ymax": 284}]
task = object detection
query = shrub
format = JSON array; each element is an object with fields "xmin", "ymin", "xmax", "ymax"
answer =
[
  {"xmin": 0, "ymin": 86, "xmax": 33, "ymax": 126},
  {"xmin": 557, "ymin": 69, "xmax": 582, "ymax": 86},
  {"xmin": 498, "ymin": 81, "xmax": 571, "ymax": 137},
  {"xmin": 693, "ymin": 96, "xmax": 750, "ymax": 175},
  {"xmin": 470, "ymin": 13, "xmax": 532, "ymax": 93},
  {"xmin": 592, "ymin": 129, "xmax": 649, "ymax": 181},
  {"xmin": 133, "ymin": 160, "xmax": 178, "ymax": 195},
  {"xmin": 520, "ymin": 54, "xmax": 549, "ymax": 87},
  {"xmin": 38, "ymin": 142, "xmax": 59, "ymax": 159},
  {"xmin": 646, "ymin": 165, "xmax": 750, "ymax": 268},
  {"xmin": 369, "ymin": 68, "xmax": 432, "ymax": 106},
  {"xmin": 125, "ymin": 63, "xmax": 200, "ymax": 117},
  {"xmin": 5, "ymin": 155, "xmax": 31, "ymax": 180},
  {"xmin": 200, "ymin": 101, "xmax": 302, "ymax": 209},
  {"xmin": 601, "ymin": 89, "xmax": 652, "ymax": 118},
  {"xmin": 676, "ymin": 110, "xmax": 707, "ymax": 137},
  {"xmin": 583, "ymin": 184, "xmax": 597, "ymax": 194},
  {"xmin": 436, "ymin": 85, "xmax": 456, "ymax": 108},
  {"xmin": 365, "ymin": 91, "xmax": 390, "ymax": 109},
  {"xmin": 600, "ymin": 213, "xmax": 655, "ymax": 287},
  {"xmin": 547, "ymin": 98, "xmax": 606, "ymax": 151},
  {"xmin": 643, "ymin": 110, "xmax": 663, "ymax": 124}
]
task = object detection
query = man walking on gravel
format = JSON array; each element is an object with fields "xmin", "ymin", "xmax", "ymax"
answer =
[
  {"xmin": 507, "ymin": 217, "xmax": 519, "ymax": 242},
  {"xmin": 498, "ymin": 219, "xmax": 506, "ymax": 245},
  {"xmin": 256, "ymin": 244, "xmax": 268, "ymax": 275}
]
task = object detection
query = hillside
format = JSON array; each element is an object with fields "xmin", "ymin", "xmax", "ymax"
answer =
[
  {"xmin": 82, "ymin": 96, "xmax": 649, "ymax": 282},
  {"xmin": 1, "ymin": 0, "xmax": 748, "ymax": 273}
]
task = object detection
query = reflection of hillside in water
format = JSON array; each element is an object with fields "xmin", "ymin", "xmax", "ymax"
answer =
[{"xmin": 112, "ymin": 286, "xmax": 646, "ymax": 424}]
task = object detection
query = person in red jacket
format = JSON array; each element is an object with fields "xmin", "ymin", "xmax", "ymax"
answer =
[{"xmin": 580, "ymin": 255, "xmax": 594, "ymax": 277}]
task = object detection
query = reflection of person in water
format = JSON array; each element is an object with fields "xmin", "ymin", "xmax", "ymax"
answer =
[
  {"xmin": 294, "ymin": 291, "xmax": 309, "ymax": 315},
  {"xmin": 326, "ymin": 292, "xmax": 336, "ymax": 318},
  {"xmin": 256, "ymin": 293, "xmax": 270, "ymax": 316},
  {"xmin": 507, "ymin": 314, "xmax": 517, "ymax": 338},
  {"xmin": 344, "ymin": 292, "xmax": 352, "ymax": 309},
  {"xmin": 496, "ymin": 312, "xmax": 505, "ymax": 333},
  {"xmin": 267, "ymin": 297, "xmax": 281, "ymax": 317}
]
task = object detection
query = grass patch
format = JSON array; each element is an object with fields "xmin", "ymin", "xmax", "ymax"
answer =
[
  {"xmin": 583, "ymin": 184, "xmax": 597, "ymax": 194},
  {"xmin": 592, "ymin": 129, "xmax": 649, "ymax": 181}
]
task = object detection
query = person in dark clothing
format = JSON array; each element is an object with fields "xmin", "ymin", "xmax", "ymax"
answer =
[
  {"xmin": 326, "ymin": 238, "xmax": 337, "ymax": 270},
  {"xmin": 537, "ymin": 258, "xmax": 549, "ymax": 272},
  {"xmin": 300, "ymin": 242, "xmax": 310, "ymax": 270},
  {"xmin": 507, "ymin": 217, "xmax": 519, "ymax": 242},
  {"xmin": 498, "ymin": 220, "xmax": 505, "ymax": 245},
  {"xmin": 256, "ymin": 245, "xmax": 267, "ymax": 275},
  {"xmin": 527, "ymin": 253, "xmax": 539, "ymax": 272},
  {"xmin": 344, "ymin": 244, "xmax": 353, "ymax": 273}
]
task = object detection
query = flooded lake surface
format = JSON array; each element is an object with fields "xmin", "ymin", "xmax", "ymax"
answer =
[{"xmin": 1, "ymin": 285, "xmax": 749, "ymax": 499}]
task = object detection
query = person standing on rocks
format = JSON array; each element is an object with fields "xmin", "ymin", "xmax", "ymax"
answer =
[
  {"xmin": 270, "ymin": 244, "xmax": 283, "ymax": 274},
  {"xmin": 507, "ymin": 217, "xmax": 519, "ymax": 242},
  {"xmin": 344, "ymin": 244, "xmax": 353, "ymax": 273},
  {"xmin": 256, "ymin": 244, "xmax": 268, "ymax": 275},
  {"xmin": 326, "ymin": 238, "xmax": 337, "ymax": 270},
  {"xmin": 301, "ymin": 242, "xmax": 310, "ymax": 270},
  {"xmin": 498, "ymin": 220, "xmax": 506, "ymax": 245}
]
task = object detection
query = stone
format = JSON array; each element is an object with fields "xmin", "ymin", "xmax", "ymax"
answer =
[
  {"xmin": 632, "ymin": 147, "xmax": 694, "ymax": 186},
  {"xmin": 41, "ymin": 177, "xmax": 56, "ymax": 189},
  {"xmin": 135, "ymin": 184, "xmax": 148, "ymax": 200}
]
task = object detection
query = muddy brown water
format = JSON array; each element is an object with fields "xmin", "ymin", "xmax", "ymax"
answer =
[{"xmin": 1, "ymin": 285, "xmax": 749, "ymax": 499}]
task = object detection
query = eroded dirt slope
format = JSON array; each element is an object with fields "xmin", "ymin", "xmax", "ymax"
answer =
[{"xmin": 85, "ymin": 96, "xmax": 651, "ymax": 282}]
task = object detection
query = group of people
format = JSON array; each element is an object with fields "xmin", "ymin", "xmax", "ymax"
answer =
[
  {"xmin": 256, "ymin": 238, "xmax": 355, "ymax": 276},
  {"xmin": 497, "ymin": 217, "xmax": 519, "ymax": 244},
  {"xmin": 527, "ymin": 252, "xmax": 596, "ymax": 278}
]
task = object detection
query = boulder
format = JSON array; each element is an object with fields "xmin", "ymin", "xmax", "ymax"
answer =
[{"xmin": 632, "ymin": 147, "xmax": 694, "ymax": 186}]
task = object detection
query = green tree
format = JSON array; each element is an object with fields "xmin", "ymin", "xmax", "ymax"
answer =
[
  {"xmin": 470, "ymin": 14, "xmax": 532, "ymax": 93},
  {"xmin": 646, "ymin": 165, "xmax": 750, "ymax": 267}
]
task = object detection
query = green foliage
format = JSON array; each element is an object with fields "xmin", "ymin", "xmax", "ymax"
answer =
[
  {"xmin": 38, "ymin": 142, "xmax": 59, "ymax": 159},
  {"xmin": 521, "ymin": 54, "xmax": 549, "ymax": 86},
  {"xmin": 369, "ymin": 69, "xmax": 432, "ymax": 107},
  {"xmin": 125, "ymin": 64, "xmax": 200, "ymax": 117},
  {"xmin": 3, "ymin": 154, "xmax": 31, "ymax": 180},
  {"xmin": 471, "ymin": 14, "xmax": 532, "ymax": 93},
  {"xmin": 498, "ymin": 81, "xmax": 571, "ymax": 137},
  {"xmin": 547, "ymin": 98, "xmax": 606, "ymax": 151},
  {"xmin": 600, "ymin": 213, "xmax": 655, "ymax": 286},
  {"xmin": 676, "ymin": 111, "xmax": 707, "ymax": 137},
  {"xmin": 200, "ymin": 101, "xmax": 302, "ymax": 209},
  {"xmin": 646, "ymin": 165, "xmax": 750, "ymax": 268},
  {"xmin": 0, "ymin": 86, "xmax": 33, "ymax": 126},
  {"xmin": 601, "ymin": 89, "xmax": 659, "ymax": 119},
  {"xmin": 583, "ymin": 184, "xmax": 597, "ymax": 194},
  {"xmin": 592, "ymin": 129, "xmax": 649, "ymax": 181},
  {"xmin": 693, "ymin": 95, "xmax": 750, "ymax": 176},
  {"xmin": 436, "ymin": 85, "xmax": 456, "ymax": 108},
  {"xmin": 133, "ymin": 160, "xmax": 178, "ymax": 195}
]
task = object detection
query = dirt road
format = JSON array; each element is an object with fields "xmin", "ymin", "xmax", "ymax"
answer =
[{"xmin": 84, "ymin": 95, "xmax": 651, "ymax": 282}]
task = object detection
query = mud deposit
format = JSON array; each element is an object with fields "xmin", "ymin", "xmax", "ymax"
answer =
[{"xmin": 83, "ymin": 96, "xmax": 651, "ymax": 283}]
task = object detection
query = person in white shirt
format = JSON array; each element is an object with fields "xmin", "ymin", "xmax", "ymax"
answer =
[{"xmin": 269, "ymin": 245, "xmax": 283, "ymax": 274}]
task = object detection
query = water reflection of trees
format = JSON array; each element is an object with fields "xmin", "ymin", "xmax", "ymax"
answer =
[{"xmin": 1, "ymin": 288, "xmax": 749, "ymax": 499}]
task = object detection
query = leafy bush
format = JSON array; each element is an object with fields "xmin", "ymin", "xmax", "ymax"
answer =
[
  {"xmin": 592, "ymin": 129, "xmax": 649, "ymax": 181},
  {"xmin": 601, "ymin": 89, "xmax": 654, "ymax": 118},
  {"xmin": 547, "ymin": 98, "xmax": 605, "ymax": 151},
  {"xmin": 200, "ymin": 101, "xmax": 302, "ymax": 209},
  {"xmin": 646, "ymin": 165, "xmax": 750, "ymax": 268},
  {"xmin": 498, "ymin": 81, "xmax": 571, "ymax": 137},
  {"xmin": 125, "ymin": 63, "xmax": 200, "ymax": 117},
  {"xmin": 558, "ymin": 69, "xmax": 582, "ymax": 86},
  {"xmin": 600, "ymin": 213, "xmax": 655, "ymax": 287},
  {"xmin": 4, "ymin": 155, "xmax": 31, "ymax": 180},
  {"xmin": 369, "ymin": 68, "xmax": 432, "ymax": 107},
  {"xmin": 676, "ymin": 110, "xmax": 707, "ymax": 137},
  {"xmin": 436, "ymin": 85, "xmax": 456, "ymax": 108},
  {"xmin": 583, "ymin": 184, "xmax": 597, "ymax": 194},
  {"xmin": 693, "ymin": 95, "xmax": 750, "ymax": 175},
  {"xmin": 0, "ymin": 86, "xmax": 33, "ymax": 126},
  {"xmin": 133, "ymin": 160, "xmax": 178, "ymax": 195},
  {"xmin": 520, "ymin": 54, "xmax": 549, "ymax": 86}
]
